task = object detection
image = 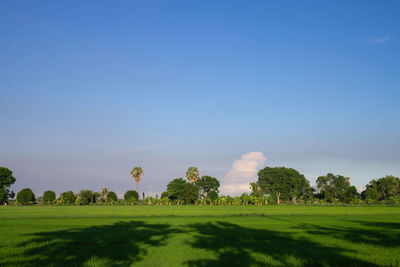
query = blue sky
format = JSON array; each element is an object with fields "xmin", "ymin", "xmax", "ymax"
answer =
[{"xmin": 1, "ymin": 0, "xmax": 399, "ymax": 196}]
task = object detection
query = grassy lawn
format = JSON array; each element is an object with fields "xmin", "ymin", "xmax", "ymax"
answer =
[{"xmin": 0, "ymin": 205, "xmax": 399, "ymax": 266}]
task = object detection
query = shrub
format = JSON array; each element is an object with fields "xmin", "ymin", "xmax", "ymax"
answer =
[
  {"xmin": 42, "ymin": 190, "xmax": 56, "ymax": 204},
  {"xmin": 124, "ymin": 190, "xmax": 139, "ymax": 202},
  {"xmin": 17, "ymin": 188, "xmax": 35, "ymax": 204},
  {"xmin": 107, "ymin": 191, "xmax": 118, "ymax": 203}
]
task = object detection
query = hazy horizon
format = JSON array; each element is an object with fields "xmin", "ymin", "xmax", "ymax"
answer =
[{"xmin": 1, "ymin": 0, "xmax": 399, "ymax": 197}]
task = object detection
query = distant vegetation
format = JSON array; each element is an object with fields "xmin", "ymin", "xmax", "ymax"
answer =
[{"xmin": 1, "ymin": 166, "xmax": 399, "ymax": 206}]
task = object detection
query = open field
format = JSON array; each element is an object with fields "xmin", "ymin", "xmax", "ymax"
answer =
[{"xmin": 1, "ymin": 206, "xmax": 400, "ymax": 266}]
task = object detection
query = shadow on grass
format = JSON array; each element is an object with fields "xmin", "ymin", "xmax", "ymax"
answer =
[
  {"xmin": 295, "ymin": 221, "xmax": 400, "ymax": 248},
  {"xmin": 6, "ymin": 221, "xmax": 179, "ymax": 266},
  {"xmin": 184, "ymin": 221, "xmax": 379, "ymax": 267},
  {"xmin": 6, "ymin": 220, "xmax": 394, "ymax": 266}
]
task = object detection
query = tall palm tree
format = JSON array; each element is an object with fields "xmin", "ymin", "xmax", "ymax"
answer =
[
  {"xmin": 130, "ymin": 166, "xmax": 144, "ymax": 192},
  {"xmin": 101, "ymin": 187, "xmax": 109, "ymax": 203},
  {"xmin": 186, "ymin": 166, "xmax": 199, "ymax": 183}
]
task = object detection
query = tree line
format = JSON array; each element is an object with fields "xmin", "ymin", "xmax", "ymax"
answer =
[{"xmin": 1, "ymin": 166, "xmax": 399, "ymax": 206}]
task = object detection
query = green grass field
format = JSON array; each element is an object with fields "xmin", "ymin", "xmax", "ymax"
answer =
[{"xmin": 1, "ymin": 205, "xmax": 399, "ymax": 266}]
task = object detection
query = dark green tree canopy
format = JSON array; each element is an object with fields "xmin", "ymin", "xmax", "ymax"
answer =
[
  {"xmin": 183, "ymin": 182, "xmax": 199, "ymax": 204},
  {"xmin": 107, "ymin": 191, "xmax": 118, "ymax": 203},
  {"xmin": 167, "ymin": 178, "xmax": 187, "ymax": 201},
  {"xmin": 195, "ymin": 175, "xmax": 220, "ymax": 198},
  {"xmin": 363, "ymin": 175, "xmax": 400, "ymax": 201},
  {"xmin": 0, "ymin": 167, "xmax": 16, "ymax": 204},
  {"xmin": 124, "ymin": 190, "xmax": 139, "ymax": 201},
  {"xmin": 77, "ymin": 190, "xmax": 96, "ymax": 205},
  {"xmin": 256, "ymin": 167, "xmax": 311, "ymax": 204},
  {"xmin": 17, "ymin": 188, "xmax": 35, "ymax": 204},
  {"xmin": 60, "ymin": 191, "xmax": 76, "ymax": 204},
  {"xmin": 42, "ymin": 190, "xmax": 56, "ymax": 204},
  {"xmin": 316, "ymin": 173, "xmax": 353, "ymax": 202}
]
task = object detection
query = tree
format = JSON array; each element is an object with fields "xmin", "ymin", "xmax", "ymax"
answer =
[
  {"xmin": 17, "ymin": 188, "xmax": 35, "ymax": 204},
  {"xmin": 208, "ymin": 191, "xmax": 219, "ymax": 201},
  {"xmin": 101, "ymin": 187, "xmax": 109, "ymax": 203},
  {"xmin": 186, "ymin": 166, "xmax": 200, "ymax": 183},
  {"xmin": 183, "ymin": 182, "xmax": 199, "ymax": 204},
  {"xmin": 60, "ymin": 191, "xmax": 76, "ymax": 204},
  {"xmin": 160, "ymin": 191, "xmax": 169, "ymax": 199},
  {"xmin": 343, "ymin": 186, "xmax": 360, "ymax": 203},
  {"xmin": 257, "ymin": 167, "xmax": 311, "ymax": 204},
  {"xmin": 77, "ymin": 190, "xmax": 95, "ymax": 205},
  {"xmin": 167, "ymin": 178, "xmax": 187, "ymax": 202},
  {"xmin": 316, "ymin": 173, "xmax": 352, "ymax": 202},
  {"xmin": 363, "ymin": 175, "xmax": 400, "ymax": 202},
  {"xmin": 42, "ymin": 190, "xmax": 56, "ymax": 204},
  {"xmin": 107, "ymin": 191, "xmax": 118, "ymax": 203},
  {"xmin": 0, "ymin": 167, "xmax": 16, "ymax": 204},
  {"xmin": 196, "ymin": 175, "xmax": 220, "ymax": 198},
  {"xmin": 124, "ymin": 190, "xmax": 139, "ymax": 202},
  {"xmin": 130, "ymin": 167, "xmax": 144, "ymax": 192}
]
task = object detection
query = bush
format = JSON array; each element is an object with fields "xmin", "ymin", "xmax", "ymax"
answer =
[
  {"xmin": 42, "ymin": 190, "xmax": 56, "ymax": 204},
  {"xmin": 77, "ymin": 190, "xmax": 95, "ymax": 205},
  {"xmin": 124, "ymin": 190, "xmax": 139, "ymax": 202},
  {"xmin": 107, "ymin": 191, "xmax": 118, "ymax": 203},
  {"xmin": 17, "ymin": 188, "xmax": 35, "ymax": 204}
]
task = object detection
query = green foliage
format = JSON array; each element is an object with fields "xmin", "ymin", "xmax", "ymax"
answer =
[
  {"xmin": 124, "ymin": 190, "xmax": 139, "ymax": 202},
  {"xmin": 77, "ymin": 190, "xmax": 96, "ymax": 205},
  {"xmin": 316, "ymin": 173, "xmax": 353, "ymax": 203},
  {"xmin": 183, "ymin": 182, "xmax": 199, "ymax": 204},
  {"xmin": 186, "ymin": 166, "xmax": 200, "ymax": 183},
  {"xmin": 42, "ymin": 190, "xmax": 56, "ymax": 204},
  {"xmin": 208, "ymin": 191, "xmax": 219, "ymax": 201},
  {"xmin": 196, "ymin": 175, "xmax": 220, "ymax": 198},
  {"xmin": 363, "ymin": 175, "xmax": 400, "ymax": 202},
  {"xmin": 343, "ymin": 186, "xmax": 360, "ymax": 204},
  {"xmin": 107, "ymin": 191, "xmax": 118, "ymax": 203},
  {"xmin": 257, "ymin": 167, "xmax": 311, "ymax": 204},
  {"xmin": 17, "ymin": 188, "xmax": 35, "ymax": 204},
  {"xmin": 167, "ymin": 178, "xmax": 187, "ymax": 202},
  {"xmin": 60, "ymin": 191, "xmax": 76, "ymax": 204},
  {"xmin": 0, "ymin": 167, "xmax": 16, "ymax": 204},
  {"xmin": 160, "ymin": 191, "xmax": 169, "ymax": 199}
]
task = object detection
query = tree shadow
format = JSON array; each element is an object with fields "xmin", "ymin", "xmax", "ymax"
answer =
[
  {"xmin": 4, "ymin": 220, "xmax": 179, "ymax": 266},
  {"xmin": 294, "ymin": 221, "xmax": 400, "ymax": 248},
  {"xmin": 184, "ymin": 221, "xmax": 378, "ymax": 267}
]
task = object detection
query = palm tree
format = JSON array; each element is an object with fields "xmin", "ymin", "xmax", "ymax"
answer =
[
  {"xmin": 186, "ymin": 166, "xmax": 200, "ymax": 183},
  {"xmin": 130, "ymin": 166, "xmax": 144, "ymax": 192},
  {"xmin": 101, "ymin": 187, "xmax": 109, "ymax": 203}
]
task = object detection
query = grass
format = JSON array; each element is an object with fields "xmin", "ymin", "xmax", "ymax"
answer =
[{"xmin": 0, "ymin": 205, "xmax": 399, "ymax": 266}]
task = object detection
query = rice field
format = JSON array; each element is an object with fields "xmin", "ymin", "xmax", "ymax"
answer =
[{"xmin": 1, "ymin": 205, "xmax": 399, "ymax": 266}]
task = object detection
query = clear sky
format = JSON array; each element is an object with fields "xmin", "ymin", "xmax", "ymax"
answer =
[{"xmin": 1, "ymin": 0, "xmax": 399, "ymax": 197}]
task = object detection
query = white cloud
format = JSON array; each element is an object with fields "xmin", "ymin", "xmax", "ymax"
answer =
[
  {"xmin": 357, "ymin": 186, "xmax": 365, "ymax": 193},
  {"xmin": 220, "ymin": 152, "xmax": 266, "ymax": 196}
]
